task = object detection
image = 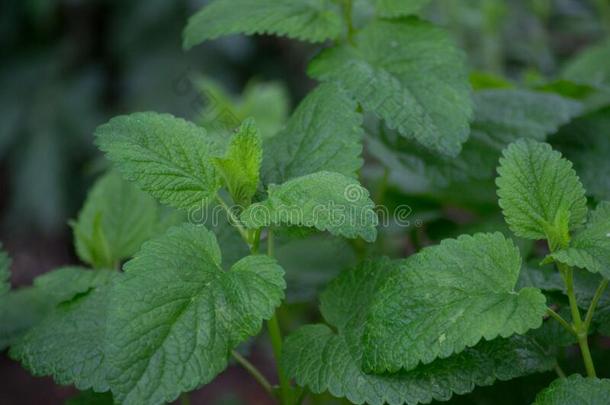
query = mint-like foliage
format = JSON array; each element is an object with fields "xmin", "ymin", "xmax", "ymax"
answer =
[
  {"xmin": 105, "ymin": 224, "xmax": 285, "ymax": 404},
  {"xmin": 496, "ymin": 139, "xmax": 588, "ymax": 241},
  {"xmin": 363, "ymin": 232, "xmax": 547, "ymax": 373},
  {"xmin": 241, "ymin": 171, "xmax": 378, "ymax": 242},
  {"xmin": 183, "ymin": 0, "xmax": 343, "ymax": 49},
  {"xmin": 309, "ymin": 18, "xmax": 473, "ymax": 157},
  {"xmin": 534, "ymin": 375, "xmax": 610, "ymax": 404}
]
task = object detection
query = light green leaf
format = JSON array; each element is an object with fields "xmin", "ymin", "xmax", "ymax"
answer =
[
  {"xmin": 496, "ymin": 139, "xmax": 588, "ymax": 241},
  {"xmin": 213, "ymin": 119, "xmax": 262, "ymax": 206},
  {"xmin": 241, "ymin": 171, "xmax": 378, "ymax": 242},
  {"xmin": 284, "ymin": 259, "xmax": 557, "ymax": 405},
  {"xmin": 196, "ymin": 78, "xmax": 289, "ymax": 139},
  {"xmin": 10, "ymin": 269, "xmax": 115, "ymax": 391},
  {"xmin": 308, "ymin": 18, "xmax": 472, "ymax": 157},
  {"xmin": 0, "ymin": 243, "xmax": 10, "ymax": 296},
  {"xmin": 534, "ymin": 375, "xmax": 610, "ymax": 405},
  {"xmin": 72, "ymin": 172, "xmax": 163, "ymax": 268},
  {"xmin": 562, "ymin": 41, "xmax": 610, "ymax": 89},
  {"xmin": 550, "ymin": 202, "xmax": 610, "ymax": 279},
  {"xmin": 95, "ymin": 112, "xmax": 222, "ymax": 211},
  {"xmin": 367, "ymin": 89, "xmax": 582, "ymax": 190},
  {"xmin": 375, "ymin": 0, "xmax": 430, "ymax": 17},
  {"xmin": 32, "ymin": 266, "xmax": 114, "ymax": 303},
  {"xmin": 262, "ymin": 83, "xmax": 364, "ymax": 185},
  {"xmin": 183, "ymin": 0, "xmax": 343, "ymax": 49},
  {"xmin": 363, "ymin": 232, "xmax": 547, "ymax": 373},
  {"xmin": 106, "ymin": 224, "xmax": 285, "ymax": 405}
]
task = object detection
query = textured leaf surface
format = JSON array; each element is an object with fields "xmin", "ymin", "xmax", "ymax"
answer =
[
  {"xmin": 284, "ymin": 259, "xmax": 556, "ymax": 405},
  {"xmin": 0, "ymin": 243, "xmax": 10, "ymax": 296},
  {"xmin": 375, "ymin": 0, "xmax": 430, "ymax": 17},
  {"xmin": 95, "ymin": 112, "xmax": 222, "ymax": 210},
  {"xmin": 309, "ymin": 18, "xmax": 472, "ymax": 157},
  {"xmin": 496, "ymin": 139, "xmax": 588, "ymax": 240},
  {"xmin": 10, "ymin": 269, "xmax": 115, "ymax": 391},
  {"xmin": 183, "ymin": 0, "xmax": 343, "ymax": 48},
  {"xmin": 534, "ymin": 375, "xmax": 610, "ymax": 405},
  {"xmin": 106, "ymin": 224, "xmax": 285, "ymax": 405},
  {"xmin": 241, "ymin": 171, "xmax": 377, "ymax": 242},
  {"xmin": 72, "ymin": 172, "xmax": 161, "ymax": 268},
  {"xmin": 363, "ymin": 232, "xmax": 547, "ymax": 373},
  {"xmin": 368, "ymin": 89, "xmax": 581, "ymax": 190},
  {"xmin": 262, "ymin": 83, "xmax": 364, "ymax": 185},
  {"xmin": 33, "ymin": 266, "xmax": 114, "ymax": 303},
  {"xmin": 213, "ymin": 119, "xmax": 262, "ymax": 206},
  {"xmin": 550, "ymin": 202, "xmax": 610, "ymax": 279}
]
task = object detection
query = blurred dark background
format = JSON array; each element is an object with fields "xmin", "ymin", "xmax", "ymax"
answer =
[{"xmin": 0, "ymin": 0, "xmax": 608, "ymax": 403}]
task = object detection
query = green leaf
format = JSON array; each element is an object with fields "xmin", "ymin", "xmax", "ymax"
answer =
[
  {"xmin": 213, "ymin": 119, "xmax": 262, "ymax": 206},
  {"xmin": 472, "ymin": 89, "xmax": 581, "ymax": 148},
  {"xmin": 375, "ymin": 0, "xmax": 430, "ymax": 17},
  {"xmin": 95, "ymin": 112, "xmax": 222, "ymax": 211},
  {"xmin": 367, "ymin": 89, "xmax": 582, "ymax": 190},
  {"xmin": 183, "ymin": 0, "xmax": 343, "ymax": 49},
  {"xmin": 0, "ymin": 287, "xmax": 51, "ymax": 350},
  {"xmin": 241, "ymin": 171, "xmax": 378, "ymax": 242},
  {"xmin": 496, "ymin": 139, "xmax": 588, "ymax": 241},
  {"xmin": 549, "ymin": 202, "xmax": 610, "ymax": 279},
  {"xmin": 308, "ymin": 18, "xmax": 472, "ymax": 157},
  {"xmin": 363, "ymin": 232, "xmax": 547, "ymax": 373},
  {"xmin": 66, "ymin": 390, "xmax": 113, "ymax": 405},
  {"xmin": 10, "ymin": 269, "xmax": 115, "ymax": 391},
  {"xmin": 284, "ymin": 259, "xmax": 557, "ymax": 405},
  {"xmin": 534, "ymin": 375, "xmax": 610, "ymax": 405},
  {"xmin": 553, "ymin": 107, "xmax": 610, "ymax": 201},
  {"xmin": 262, "ymin": 83, "xmax": 364, "ymax": 185},
  {"xmin": 72, "ymin": 172, "xmax": 163, "ymax": 268},
  {"xmin": 105, "ymin": 224, "xmax": 285, "ymax": 404},
  {"xmin": 196, "ymin": 78, "xmax": 289, "ymax": 138},
  {"xmin": 33, "ymin": 266, "xmax": 114, "ymax": 303},
  {"xmin": 0, "ymin": 243, "xmax": 10, "ymax": 296},
  {"xmin": 562, "ymin": 41, "xmax": 610, "ymax": 89}
]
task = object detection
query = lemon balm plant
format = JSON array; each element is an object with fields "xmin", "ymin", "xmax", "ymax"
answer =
[{"xmin": 2, "ymin": 0, "xmax": 610, "ymax": 404}]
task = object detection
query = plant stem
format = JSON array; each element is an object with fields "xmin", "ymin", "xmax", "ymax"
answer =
[
  {"xmin": 554, "ymin": 363, "xmax": 567, "ymax": 379},
  {"xmin": 584, "ymin": 278, "xmax": 609, "ymax": 330},
  {"xmin": 559, "ymin": 263, "xmax": 597, "ymax": 377},
  {"xmin": 546, "ymin": 307, "xmax": 576, "ymax": 336},
  {"xmin": 265, "ymin": 229, "xmax": 292, "ymax": 404},
  {"xmin": 342, "ymin": 0, "xmax": 355, "ymax": 43},
  {"xmin": 180, "ymin": 393, "xmax": 190, "ymax": 405},
  {"xmin": 231, "ymin": 350, "xmax": 274, "ymax": 396},
  {"xmin": 216, "ymin": 194, "xmax": 249, "ymax": 241}
]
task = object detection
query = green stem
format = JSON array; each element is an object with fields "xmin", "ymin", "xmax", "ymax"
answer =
[
  {"xmin": 216, "ymin": 194, "xmax": 249, "ymax": 241},
  {"xmin": 231, "ymin": 350, "xmax": 274, "ymax": 396},
  {"xmin": 266, "ymin": 229, "xmax": 292, "ymax": 404},
  {"xmin": 180, "ymin": 393, "xmax": 190, "ymax": 405},
  {"xmin": 584, "ymin": 278, "xmax": 609, "ymax": 330},
  {"xmin": 554, "ymin": 363, "xmax": 567, "ymax": 379},
  {"xmin": 341, "ymin": 0, "xmax": 355, "ymax": 43},
  {"xmin": 559, "ymin": 263, "xmax": 597, "ymax": 377},
  {"xmin": 546, "ymin": 307, "xmax": 576, "ymax": 336}
]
